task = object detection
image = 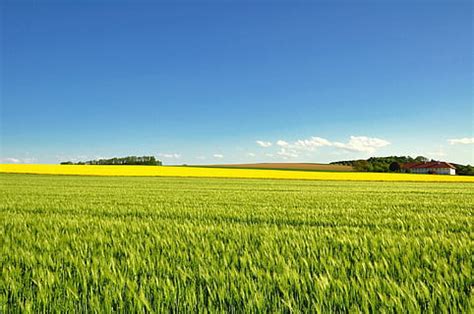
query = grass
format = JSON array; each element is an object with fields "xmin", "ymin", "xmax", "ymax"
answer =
[
  {"xmin": 1, "ymin": 173, "xmax": 473, "ymax": 312},
  {"xmin": 1, "ymin": 164, "xmax": 474, "ymax": 182}
]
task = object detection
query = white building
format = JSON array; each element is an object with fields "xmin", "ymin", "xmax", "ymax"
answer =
[{"xmin": 402, "ymin": 161, "xmax": 456, "ymax": 175}]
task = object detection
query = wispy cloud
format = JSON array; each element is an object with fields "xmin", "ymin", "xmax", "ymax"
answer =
[
  {"xmin": 271, "ymin": 135, "xmax": 390, "ymax": 158},
  {"xmin": 246, "ymin": 152, "xmax": 256, "ymax": 157},
  {"xmin": 448, "ymin": 137, "xmax": 474, "ymax": 145},
  {"xmin": 256, "ymin": 140, "xmax": 272, "ymax": 148},
  {"xmin": 332, "ymin": 136, "xmax": 390, "ymax": 153},
  {"xmin": 427, "ymin": 149, "xmax": 447, "ymax": 158},
  {"xmin": 279, "ymin": 137, "xmax": 332, "ymax": 151},
  {"xmin": 0, "ymin": 157, "xmax": 37, "ymax": 164},
  {"xmin": 277, "ymin": 148, "xmax": 299, "ymax": 159},
  {"xmin": 276, "ymin": 140, "xmax": 289, "ymax": 147},
  {"xmin": 0, "ymin": 157, "xmax": 20, "ymax": 163},
  {"xmin": 213, "ymin": 154, "xmax": 224, "ymax": 158},
  {"xmin": 158, "ymin": 153, "xmax": 181, "ymax": 159}
]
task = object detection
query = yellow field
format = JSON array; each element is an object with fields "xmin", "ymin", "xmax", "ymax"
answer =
[
  {"xmin": 204, "ymin": 162, "xmax": 354, "ymax": 172},
  {"xmin": 1, "ymin": 164, "xmax": 473, "ymax": 182}
]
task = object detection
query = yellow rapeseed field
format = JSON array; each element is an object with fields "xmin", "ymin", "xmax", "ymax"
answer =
[{"xmin": 1, "ymin": 164, "xmax": 473, "ymax": 182}]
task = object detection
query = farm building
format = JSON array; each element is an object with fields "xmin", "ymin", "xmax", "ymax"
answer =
[{"xmin": 401, "ymin": 161, "xmax": 456, "ymax": 175}]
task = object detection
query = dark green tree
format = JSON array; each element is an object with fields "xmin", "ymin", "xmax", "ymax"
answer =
[
  {"xmin": 389, "ymin": 162, "xmax": 401, "ymax": 172},
  {"xmin": 353, "ymin": 160, "xmax": 370, "ymax": 172},
  {"xmin": 60, "ymin": 156, "xmax": 162, "ymax": 166},
  {"xmin": 415, "ymin": 156, "xmax": 429, "ymax": 162}
]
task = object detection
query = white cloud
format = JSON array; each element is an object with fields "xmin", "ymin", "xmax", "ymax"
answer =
[
  {"xmin": 0, "ymin": 157, "xmax": 20, "ymax": 163},
  {"xmin": 263, "ymin": 135, "xmax": 390, "ymax": 158},
  {"xmin": 213, "ymin": 154, "xmax": 224, "ymax": 158},
  {"xmin": 292, "ymin": 137, "xmax": 332, "ymax": 151},
  {"xmin": 332, "ymin": 136, "xmax": 390, "ymax": 153},
  {"xmin": 427, "ymin": 150, "xmax": 447, "ymax": 158},
  {"xmin": 246, "ymin": 152, "xmax": 256, "ymax": 157},
  {"xmin": 275, "ymin": 137, "xmax": 332, "ymax": 154},
  {"xmin": 256, "ymin": 140, "xmax": 272, "ymax": 148},
  {"xmin": 448, "ymin": 137, "xmax": 474, "ymax": 145},
  {"xmin": 0, "ymin": 157, "xmax": 37, "ymax": 164},
  {"xmin": 276, "ymin": 140, "xmax": 289, "ymax": 147},
  {"xmin": 277, "ymin": 148, "xmax": 299, "ymax": 158},
  {"xmin": 275, "ymin": 136, "xmax": 333, "ymax": 153},
  {"xmin": 158, "ymin": 153, "xmax": 181, "ymax": 159}
]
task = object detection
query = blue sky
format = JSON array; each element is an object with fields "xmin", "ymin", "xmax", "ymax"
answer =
[{"xmin": 1, "ymin": 0, "xmax": 473, "ymax": 165}]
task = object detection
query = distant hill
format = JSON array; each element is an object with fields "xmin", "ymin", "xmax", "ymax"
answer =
[{"xmin": 199, "ymin": 163, "xmax": 354, "ymax": 172}]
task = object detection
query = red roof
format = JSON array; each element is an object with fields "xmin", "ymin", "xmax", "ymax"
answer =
[
  {"xmin": 402, "ymin": 161, "xmax": 455, "ymax": 169},
  {"xmin": 401, "ymin": 162, "xmax": 421, "ymax": 169}
]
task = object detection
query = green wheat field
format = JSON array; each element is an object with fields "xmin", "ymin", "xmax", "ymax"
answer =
[{"xmin": 1, "ymin": 173, "xmax": 473, "ymax": 312}]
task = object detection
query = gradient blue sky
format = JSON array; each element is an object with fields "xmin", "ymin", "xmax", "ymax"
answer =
[{"xmin": 1, "ymin": 0, "xmax": 473, "ymax": 165}]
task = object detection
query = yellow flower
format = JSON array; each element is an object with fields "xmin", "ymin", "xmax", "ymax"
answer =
[{"xmin": 1, "ymin": 164, "xmax": 473, "ymax": 182}]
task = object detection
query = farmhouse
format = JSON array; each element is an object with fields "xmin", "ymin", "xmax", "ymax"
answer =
[{"xmin": 401, "ymin": 161, "xmax": 456, "ymax": 175}]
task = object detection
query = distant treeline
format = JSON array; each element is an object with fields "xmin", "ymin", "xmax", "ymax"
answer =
[
  {"xmin": 60, "ymin": 156, "xmax": 162, "ymax": 166},
  {"xmin": 331, "ymin": 156, "xmax": 474, "ymax": 175},
  {"xmin": 330, "ymin": 156, "xmax": 428, "ymax": 172},
  {"xmin": 452, "ymin": 164, "xmax": 474, "ymax": 176}
]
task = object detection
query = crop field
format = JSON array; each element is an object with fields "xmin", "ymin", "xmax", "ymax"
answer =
[
  {"xmin": 1, "ymin": 164, "xmax": 474, "ymax": 182},
  {"xmin": 201, "ymin": 162, "xmax": 354, "ymax": 172},
  {"xmin": 1, "ymin": 173, "xmax": 473, "ymax": 312}
]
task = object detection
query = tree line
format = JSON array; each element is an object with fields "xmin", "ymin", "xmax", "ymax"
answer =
[
  {"xmin": 60, "ymin": 156, "xmax": 162, "ymax": 166},
  {"xmin": 452, "ymin": 164, "xmax": 474, "ymax": 176},
  {"xmin": 331, "ymin": 156, "xmax": 428, "ymax": 172}
]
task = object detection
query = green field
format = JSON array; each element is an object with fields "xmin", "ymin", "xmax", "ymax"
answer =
[{"xmin": 1, "ymin": 173, "xmax": 473, "ymax": 312}]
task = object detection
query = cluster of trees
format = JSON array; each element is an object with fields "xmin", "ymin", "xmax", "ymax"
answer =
[
  {"xmin": 331, "ymin": 156, "xmax": 429, "ymax": 173},
  {"xmin": 60, "ymin": 156, "xmax": 162, "ymax": 166},
  {"xmin": 453, "ymin": 164, "xmax": 474, "ymax": 176}
]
